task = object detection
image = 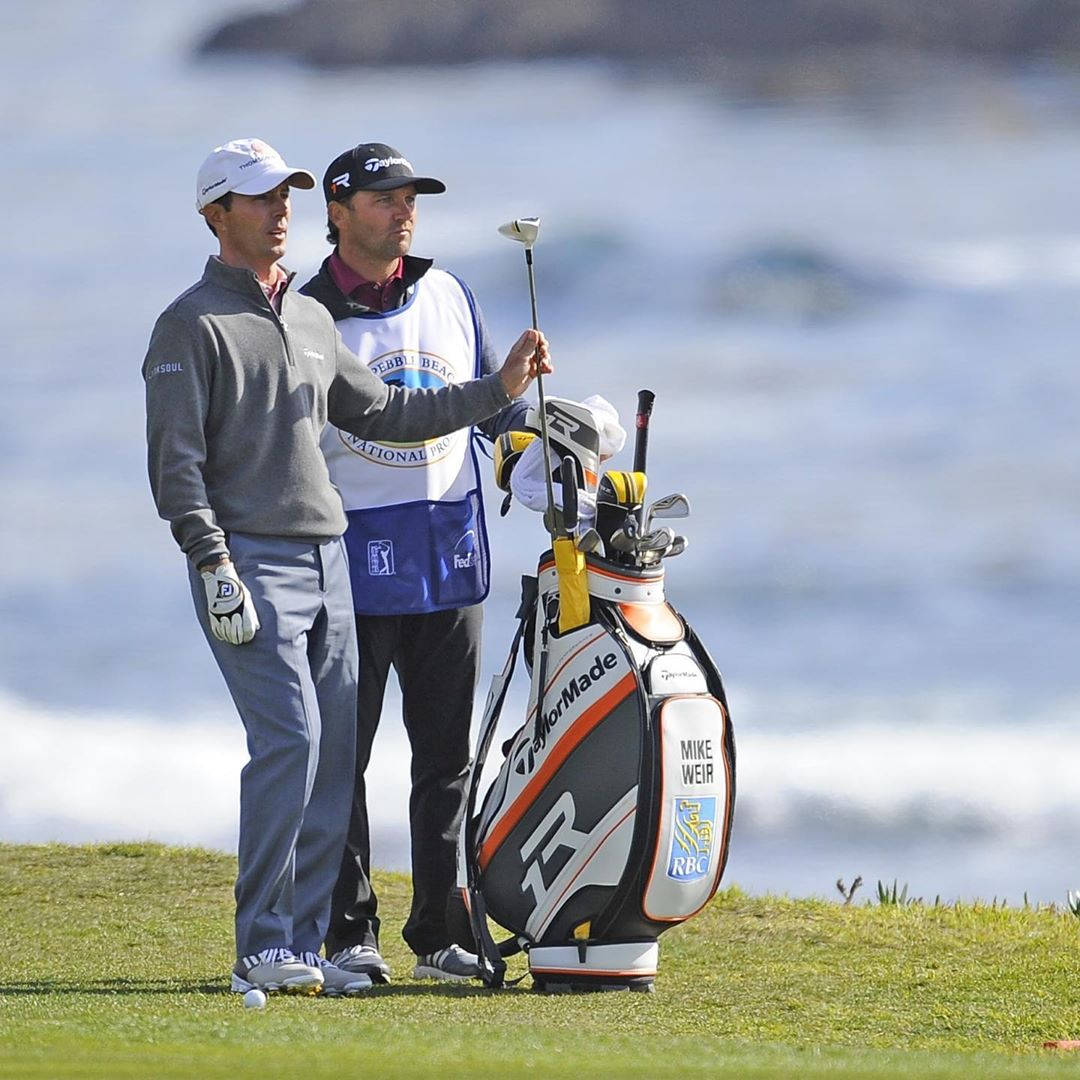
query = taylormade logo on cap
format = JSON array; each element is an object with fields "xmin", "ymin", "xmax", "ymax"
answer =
[
  {"xmin": 200, "ymin": 177, "xmax": 229, "ymax": 198},
  {"xmin": 195, "ymin": 138, "xmax": 316, "ymax": 210},
  {"xmin": 364, "ymin": 155, "xmax": 412, "ymax": 172}
]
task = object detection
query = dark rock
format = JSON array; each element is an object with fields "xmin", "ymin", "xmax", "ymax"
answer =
[
  {"xmin": 196, "ymin": 0, "xmax": 1080, "ymax": 69},
  {"xmin": 705, "ymin": 242, "xmax": 901, "ymax": 322}
]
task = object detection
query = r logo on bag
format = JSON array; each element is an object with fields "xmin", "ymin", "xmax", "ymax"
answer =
[
  {"xmin": 666, "ymin": 797, "xmax": 716, "ymax": 881},
  {"xmin": 368, "ymin": 539, "xmax": 395, "ymax": 577},
  {"xmin": 519, "ymin": 791, "xmax": 589, "ymax": 907}
]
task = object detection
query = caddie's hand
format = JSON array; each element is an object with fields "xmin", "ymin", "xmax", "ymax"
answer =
[
  {"xmin": 499, "ymin": 329, "xmax": 552, "ymax": 398},
  {"xmin": 200, "ymin": 559, "xmax": 260, "ymax": 645}
]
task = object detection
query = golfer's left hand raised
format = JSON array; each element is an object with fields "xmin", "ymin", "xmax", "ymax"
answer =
[{"xmin": 499, "ymin": 329, "xmax": 552, "ymax": 398}]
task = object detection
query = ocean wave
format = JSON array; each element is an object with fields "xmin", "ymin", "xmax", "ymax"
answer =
[
  {"xmin": 734, "ymin": 715, "xmax": 1080, "ymax": 848},
  {"xmin": 897, "ymin": 236, "xmax": 1080, "ymax": 289},
  {"xmin": 0, "ymin": 693, "xmax": 413, "ymax": 854},
  {"xmin": 703, "ymin": 242, "xmax": 900, "ymax": 321},
  {"xmin": 3, "ymin": 689, "xmax": 1078, "ymax": 854}
]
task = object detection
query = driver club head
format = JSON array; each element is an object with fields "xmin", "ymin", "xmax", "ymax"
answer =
[{"xmin": 497, "ymin": 216, "xmax": 540, "ymax": 250}]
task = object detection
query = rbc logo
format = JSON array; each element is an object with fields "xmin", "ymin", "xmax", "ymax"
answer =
[
  {"xmin": 368, "ymin": 539, "xmax": 395, "ymax": 577},
  {"xmin": 667, "ymin": 797, "xmax": 716, "ymax": 882}
]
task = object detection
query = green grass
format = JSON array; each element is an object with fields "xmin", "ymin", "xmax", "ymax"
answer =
[{"xmin": 1, "ymin": 843, "xmax": 1079, "ymax": 1078}]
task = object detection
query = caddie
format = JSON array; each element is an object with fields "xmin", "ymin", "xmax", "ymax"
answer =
[
  {"xmin": 301, "ymin": 142, "xmax": 530, "ymax": 983},
  {"xmin": 142, "ymin": 137, "xmax": 549, "ymax": 998}
]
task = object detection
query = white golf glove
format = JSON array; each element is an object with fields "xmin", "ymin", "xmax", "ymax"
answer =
[{"xmin": 200, "ymin": 560, "xmax": 260, "ymax": 645}]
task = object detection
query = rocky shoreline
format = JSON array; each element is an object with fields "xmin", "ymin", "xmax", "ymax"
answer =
[{"xmin": 197, "ymin": 0, "xmax": 1080, "ymax": 74}]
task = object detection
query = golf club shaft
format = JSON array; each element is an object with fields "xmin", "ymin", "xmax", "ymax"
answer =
[
  {"xmin": 525, "ymin": 249, "xmax": 560, "ymax": 538},
  {"xmin": 633, "ymin": 389, "xmax": 655, "ymax": 526}
]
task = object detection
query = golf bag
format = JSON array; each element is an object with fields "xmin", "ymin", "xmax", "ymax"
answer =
[{"xmin": 457, "ymin": 396, "xmax": 736, "ymax": 992}]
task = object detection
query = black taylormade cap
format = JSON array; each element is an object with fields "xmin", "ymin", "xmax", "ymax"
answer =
[{"xmin": 323, "ymin": 142, "xmax": 446, "ymax": 202}]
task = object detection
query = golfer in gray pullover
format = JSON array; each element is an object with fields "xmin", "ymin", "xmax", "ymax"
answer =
[{"xmin": 142, "ymin": 138, "xmax": 550, "ymax": 998}]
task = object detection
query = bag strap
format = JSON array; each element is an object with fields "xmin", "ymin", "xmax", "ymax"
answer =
[{"xmin": 459, "ymin": 574, "xmax": 538, "ymax": 987}]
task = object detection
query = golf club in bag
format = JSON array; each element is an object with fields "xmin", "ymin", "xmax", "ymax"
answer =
[{"xmin": 457, "ymin": 380, "xmax": 736, "ymax": 992}]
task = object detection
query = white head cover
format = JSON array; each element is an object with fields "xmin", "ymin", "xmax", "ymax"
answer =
[
  {"xmin": 195, "ymin": 138, "xmax": 316, "ymax": 210},
  {"xmin": 510, "ymin": 395, "xmax": 626, "ymax": 526}
]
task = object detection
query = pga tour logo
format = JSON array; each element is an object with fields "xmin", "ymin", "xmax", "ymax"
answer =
[
  {"xmin": 368, "ymin": 539, "xmax": 395, "ymax": 577},
  {"xmin": 666, "ymin": 797, "xmax": 716, "ymax": 882}
]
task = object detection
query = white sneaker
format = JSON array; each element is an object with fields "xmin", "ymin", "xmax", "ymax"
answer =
[
  {"xmin": 231, "ymin": 947, "xmax": 323, "ymax": 995},
  {"xmin": 330, "ymin": 944, "xmax": 392, "ymax": 984},
  {"xmin": 411, "ymin": 944, "xmax": 481, "ymax": 982},
  {"xmin": 298, "ymin": 952, "xmax": 373, "ymax": 997}
]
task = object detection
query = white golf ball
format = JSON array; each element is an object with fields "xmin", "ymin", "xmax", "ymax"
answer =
[{"xmin": 243, "ymin": 988, "xmax": 268, "ymax": 1009}]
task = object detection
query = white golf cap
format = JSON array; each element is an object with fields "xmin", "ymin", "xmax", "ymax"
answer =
[{"xmin": 195, "ymin": 138, "xmax": 316, "ymax": 210}]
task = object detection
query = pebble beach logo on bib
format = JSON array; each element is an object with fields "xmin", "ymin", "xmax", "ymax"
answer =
[{"xmin": 337, "ymin": 348, "xmax": 463, "ymax": 467}]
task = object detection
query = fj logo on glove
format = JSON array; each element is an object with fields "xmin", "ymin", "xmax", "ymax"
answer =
[{"xmin": 201, "ymin": 562, "xmax": 260, "ymax": 645}]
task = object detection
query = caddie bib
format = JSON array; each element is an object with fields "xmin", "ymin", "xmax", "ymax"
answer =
[{"xmin": 322, "ymin": 270, "xmax": 490, "ymax": 614}]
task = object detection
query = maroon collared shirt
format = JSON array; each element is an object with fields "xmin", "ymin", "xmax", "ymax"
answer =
[
  {"xmin": 261, "ymin": 269, "xmax": 288, "ymax": 314},
  {"xmin": 328, "ymin": 250, "xmax": 406, "ymax": 312}
]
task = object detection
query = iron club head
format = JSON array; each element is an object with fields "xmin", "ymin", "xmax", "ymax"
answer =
[
  {"xmin": 497, "ymin": 216, "xmax": 540, "ymax": 250},
  {"xmin": 635, "ymin": 526, "xmax": 676, "ymax": 564},
  {"xmin": 644, "ymin": 493, "xmax": 690, "ymax": 532},
  {"xmin": 608, "ymin": 525, "xmax": 637, "ymax": 556},
  {"xmin": 664, "ymin": 535, "xmax": 688, "ymax": 559},
  {"xmin": 575, "ymin": 528, "xmax": 604, "ymax": 556}
]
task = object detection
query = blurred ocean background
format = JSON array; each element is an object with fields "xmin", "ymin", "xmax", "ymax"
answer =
[{"xmin": 3, "ymin": 1, "xmax": 1080, "ymax": 905}]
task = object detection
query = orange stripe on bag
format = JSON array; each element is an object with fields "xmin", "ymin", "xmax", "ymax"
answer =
[{"xmin": 478, "ymin": 672, "xmax": 637, "ymax": 871}]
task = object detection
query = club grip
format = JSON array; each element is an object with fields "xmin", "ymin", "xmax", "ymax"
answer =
[
  {"xmin": 632, "ymin": 389, "xmax": 656, "ymax": 474},
  {"xmin": 561, "ymin": 454, "xmax": 579, "ymax": 534}
]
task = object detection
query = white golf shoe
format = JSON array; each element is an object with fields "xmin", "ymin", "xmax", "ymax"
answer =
[
  {"xmin": 411, "ymin": 944, "xmax": 481, "ymax": 982},
  {"xmin": 298, "ymin": 952, "xmax": 373, "ymax": 997},
  {"xmin": 330, "ymin": 943, "xmax": 392, "ymax": 984},
  {"xmin": 231, "ymin": 947, "xmax": 323, "ymax": 995}
]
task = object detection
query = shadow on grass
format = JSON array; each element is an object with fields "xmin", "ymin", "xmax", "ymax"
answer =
[
  {"xmin": 0, "ymin": 979, "xmax": 530, "ymax": 998},
  {"xmin": 365, "ymin": 983, "xmax": 532, "ymax": 998},
  {"xmin": 0, "ymin": 978, "xmax": 224, "ymax": 996}
]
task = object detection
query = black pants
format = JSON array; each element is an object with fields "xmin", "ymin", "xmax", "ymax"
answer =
[{"xmin": 325, "ymin": 604, "xmax": 481, "ymax": 957}]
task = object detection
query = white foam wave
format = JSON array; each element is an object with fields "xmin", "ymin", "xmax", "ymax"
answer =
[
  {"xmin": 730, "ymin": 685, "xmax": 1080, "ymax": 838},
  {"xmin": 4, "ymin": 688, "xmax": 1079, "ymax": 855},
  {"xmin": 0, "ymin": 693, "xmax": 413, "ymax": 854},
  {"xmin": 898, "ymin": 235, "xmax": 1080, "ymax": 288},
  {"xmin": 736, "ymin": 722, "xmax": 1080, "ymax": 843}
]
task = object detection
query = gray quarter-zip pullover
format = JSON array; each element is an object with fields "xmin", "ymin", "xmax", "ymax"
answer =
[{"xmin": 144, "ymin": 257, "xmax": 511, "ymax": 569}]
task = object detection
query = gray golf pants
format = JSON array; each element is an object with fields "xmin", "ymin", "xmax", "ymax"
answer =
[{"xmin": 188, "ymin": 532, "xmax": 358, "ymax": 960}]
